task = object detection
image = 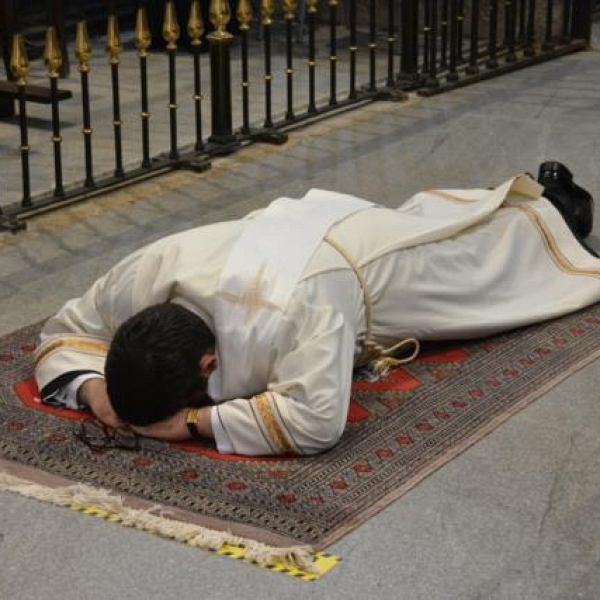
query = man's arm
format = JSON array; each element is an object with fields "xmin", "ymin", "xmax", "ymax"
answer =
[
  {"xmin": 35, "ymin": 249, "xmax": 144, "ymax": 408},
  {"xmin": 130, "ymin": 407, "xmax": 213, "ymax": 441},
  {"xmin": 211, "ymin": 304, "xmax": 358, "ymax": 456},
  {"xmin": 77, "ymin": 378, "xmax": 125, "ymax": 429}
]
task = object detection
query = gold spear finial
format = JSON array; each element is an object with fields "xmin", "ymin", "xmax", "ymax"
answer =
[
  {"xmin": 135, "ymin": 6, "xmax": 152, "ymax": 56},
  {"xmin": 10, "ymin": 34, "xmax": 28, "ymax": 86},
  {"xmin": 44, "ymin": 26, "xmax": 63, "ymax": 78},
  {"xmin": 209, "ymin": 0, "xmax": 232, "ymax": 39},
  {"xmin": 75, "ymin": 21, "xmax": 92, "ymax": 71},
  {"xmin": 163, "ymin": 1, "xmax": 180, "ymax": 50},
  {"xmin": 260, "ymin": 0, "xmax": 274, "ymax": 26},
  {"xmin": 307, "ymin": 0, "xmax": 319, "ymax": 13},
  {"xmin": 282, "ymin": 0, "xmax": 297, "ymax": 21},
  {"xmin": 236, "ymin": 0, "xmax": 252, "ymax": 31},
  {"xmin": 106, "ymin": 13, "xmax": 122, "ymax": 64},
  {"xmin": 188, "ymin": 0, "xmax": 205, "ymax": 44}
]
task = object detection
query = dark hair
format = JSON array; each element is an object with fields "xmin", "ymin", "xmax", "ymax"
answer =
[{"xmin": 105, "ymin": 303, "xmax": 215, "ymax": 426}]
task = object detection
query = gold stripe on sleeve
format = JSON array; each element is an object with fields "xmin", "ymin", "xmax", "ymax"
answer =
[
  {"xmin": 35, "ymin": 338, "xmax": 110, "ymax": 366},
  {"xmin": 255, "ymin": 393, "xmax": 295, "ymax": 454}
]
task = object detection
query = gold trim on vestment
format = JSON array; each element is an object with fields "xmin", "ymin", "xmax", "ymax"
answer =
[
  {"xmin": 511, "ymin": 204, "xmax": 600, "ymax": 280},
  {"xmin": 255, "ymin": 393, "xmax": 294, "ymax": 454},
  {"xmin": 428, "ymin": 189, "xmax": 537, "ymax": 203},
  {"xmin": 35, "ymin": 338, "xmax": 110, "ymax": 366}
]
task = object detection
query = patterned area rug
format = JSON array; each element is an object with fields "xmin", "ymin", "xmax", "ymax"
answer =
[{"xmin": 2, "ymin": 305, "xmax": 600, "ymax": 549}]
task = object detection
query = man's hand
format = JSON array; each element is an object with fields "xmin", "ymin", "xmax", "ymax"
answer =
[
  {"xmin": 77, "ymin": 378, "xmax": 125, "ymax": 429},
  {"xmin": 131, "ymin": 407, "xmax": 213, "ymax": 442}
]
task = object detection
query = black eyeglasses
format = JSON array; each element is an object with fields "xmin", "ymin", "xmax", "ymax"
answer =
[{"xmin": 73, "ymin": 419, "xmax": 140, "ymax": 452}]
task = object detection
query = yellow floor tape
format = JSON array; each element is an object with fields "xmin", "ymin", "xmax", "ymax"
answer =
[{"xmin": 76, "ymin": 502, "xmax": 340, "ymax": 581}]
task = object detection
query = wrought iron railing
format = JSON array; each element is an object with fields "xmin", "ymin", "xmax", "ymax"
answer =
[{"xmin": 0, "ymin": 0, "xmax": 592, "ymax": 231}]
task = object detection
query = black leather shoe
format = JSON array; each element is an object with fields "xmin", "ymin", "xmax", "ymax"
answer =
[{"xmin": 537, "ymin": 161, "xmax": 594, "ymax": 239}]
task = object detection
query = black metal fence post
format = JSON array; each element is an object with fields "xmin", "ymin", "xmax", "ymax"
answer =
[
  {"xmin": 448, "ymin": 0, "xmax": 459, "ymax": 80},
  {"xmin": 426, "ymin": 0, "xmax": 440, "ymax": 87},
  {"xmin": 457, "ymin": 0, "xmax": 465, "ymax": 62},
  {"xmin": 441, "ymin": 0, "xmax": 449, "ymax": 69},
  {"xmin": 106, "ymin": 13, "xmax": 124, "ymax": 178},
  {"xmin": 76, "ymin": 21, "xmax": 94, "ymax": 187},
  {"xmin": 386, "ymin": 0, "xmax": 396, "ymax": 88},
  {"xmin": 135, "ymin": 6, "xmax": 152, "ymax": 168},
  {"xmin": 164, "ymin": 1, "xmax": 180, "ymax": 160},
  {"xmin": 207, "ymin": 0, "xmax": 237, "ymax": 147},
  {"xmin": 261, "ymin": 0, "xmax": 275, "ymax": 128},
  {"xmin": 570, "ymin": 0, "xmax": 593, "ymax": 41},
  {"xmin": 11, "ymin": 34, "xmax": 31, "ymax": 207},
  {"xmin": 399, "ymin": 0, "xmax": 419, "ymax": 83},
  {"xmin": 348, "ymin": 0, "xmax": 358, "ymax": 97},
  {"xmin": 329, "ymin": 0, "xmax": 339, "ymax": 104},
  {"xmin": 238, "ymin": 0, "xmax": 253, "ymax": 132},
  {"xmin": 524, "ymin": 0, "xmax": 536, "ymax": 55},
  {"xmin": 466, "ymin": 0, "xmax": 480, "ymax": 74},
  {"xmin": 506, "ymin": 0, "xmax": 517, "ymax": 62},
  {"xmin": 283, "ymin": 0, "xmax": 296, "ymax": 119},
  {"xmin": 307, "ymin": 0, "xmax": 318, "ymax": 114},
  {"xmin": 542, "ymin": 0, "xmax": 555, "ymax": 51},
  {"xmin": 562, "ymin": 0, "xmax": 572, "ymax": 43},
  {"xmin": 45, "ymin": 26, "xmax": 65, "ymax": 197},
  {"xmin": 486, "ymin": 0, "xmax": 499, "ymax": 68},
  {"xmin": 188, "ymin": 0, "xmax": 205, "ymax": 151},
  {"xmin": 368, "ymin": 0, "xmax": 377, "ymax": 90}
]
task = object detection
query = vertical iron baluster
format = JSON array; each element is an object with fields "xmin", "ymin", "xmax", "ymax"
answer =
[
  {"xmin": 506, "ymin": 0, "xmax": 516, "ymax": 61},
  {"xmin": 447, "ymin": 0, "xmax": 459, "ymax": 80},
  {"xmin": 486, "ymin": 0, "xmax": 499, "ymax": 68},
  {"xmin": 207, "ymin": 0, "xmax": 236, "ymax": 146},
  {"xmin": 329, "ymin": 0, "xmax": 338, "ymax": 104},
  {"xmin": 399, "ymin": 0, "xmax": 419, "ymax": 83},
  {"xmin": 562, "ymin": 0, "xmax": 572, "ymax": 42},
  {"xmin": 135, "ymin": 6, "xmax": 152, "ymax": 168},
  {"xmin": 440, "ymin": 0, "xmax": 449, "ymax": 69},
  {"xmin": 466, "ymin": 0, "xmax": 480, "ymax": 73},
  {"xmin": 386, "ymin": 0, "xmax": 396, "ymax": 87},
  {"xmin": 11, "ymin": 35, "xmax": 31, "ymax": 206},
  {"xmin": 524, "ymin": 0, "xmax": 536, "ymax": 55},
  {"xmin": 164, "ymin": 1, "xmax": 180, "ymax": 160},
  {"xmin": 518, "ymin": 0, "xmax": 526, "ymax": 43},
  {"xmin": 261, "ymin": 0, "xmax": 274, "ymax": 128},
  {"xmin": 283, "ymin": 0, "xmax": 296, "ymax": 119},
  {"xmin": 543, "ymin": 0, "xmax": 554, "ymax": 50},
  {"xmin": 238, "ymin": 0, "xmax": 252, "ymax": 132},
  {"xmin": 106, "ymin": 13, "xmax": 124, "ymax": 177},
  {"xmin": 426, "ymin": 0, "xmax": 439, "ymax": 87},
  {"xmin": 45, "ymin": 26, "xmax": 64, "ymax": 197},
  {"xmin": 457, "ymin": 0, "xmax": 464, "ymax": 62},
  {"xmin": 261, "ymin": 2, "xmax": 274, "ymax": 128},
  {"xmin": 348, "ymin": 0, "xmax": 357, "ymax": 97},
  {"xmin": 188, "ymin": 0, "xmax": 205, "ymax": 151},
  {"xmin": 368, "ymin": 0, "xmax": 376, "ymax": 90},
  {"xmin": 76, "ymin": 21, "xmax": 94, "ymax": 187},
  {"xmin": 423, "ymin": 0, "xmax": 431, "ymax": 74},
  {"xmin": 307, "ymin": 0, "xmax": 318, "ymax": 113}
]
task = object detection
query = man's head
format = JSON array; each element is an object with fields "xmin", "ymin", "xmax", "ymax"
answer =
[{"xmin": 105, "ymin": 303, "xmax": 216, "ymax": 426}]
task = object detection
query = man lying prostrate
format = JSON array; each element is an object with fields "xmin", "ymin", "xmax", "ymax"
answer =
[{"xmin": 35, "ymin": 162, "xmax": 599, "ymax": 456}]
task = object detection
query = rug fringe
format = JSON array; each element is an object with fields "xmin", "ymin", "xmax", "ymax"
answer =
[{"xmin": 0, "ymin": 472, "xmax": 318, "ymax": 574}]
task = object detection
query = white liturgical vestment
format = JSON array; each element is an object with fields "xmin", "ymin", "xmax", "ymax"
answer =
[{"xmin": 35, "ymin": 175, "xmax": 600, "ymax": 455}]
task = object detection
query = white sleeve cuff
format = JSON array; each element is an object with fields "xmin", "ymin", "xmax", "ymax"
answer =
[
  {"xmin": 210, "ymin": 406, "xmax": 234, "ymax": 454},
  {"xmin": 45, "ymin": 374, "xmax": 104, "ymax": 410}
]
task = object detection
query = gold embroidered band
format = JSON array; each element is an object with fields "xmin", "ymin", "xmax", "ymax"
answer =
[
  {"xmin": 512, "ymin": 204, "xmax": 600, "ymax": 280},
  {"xmin": 255, "ymin": 393, "xmax": 294, "ymax": 454},
  {"xmin": 35, "ymin": 338, "xmax": 110, "ymax": 366}
]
